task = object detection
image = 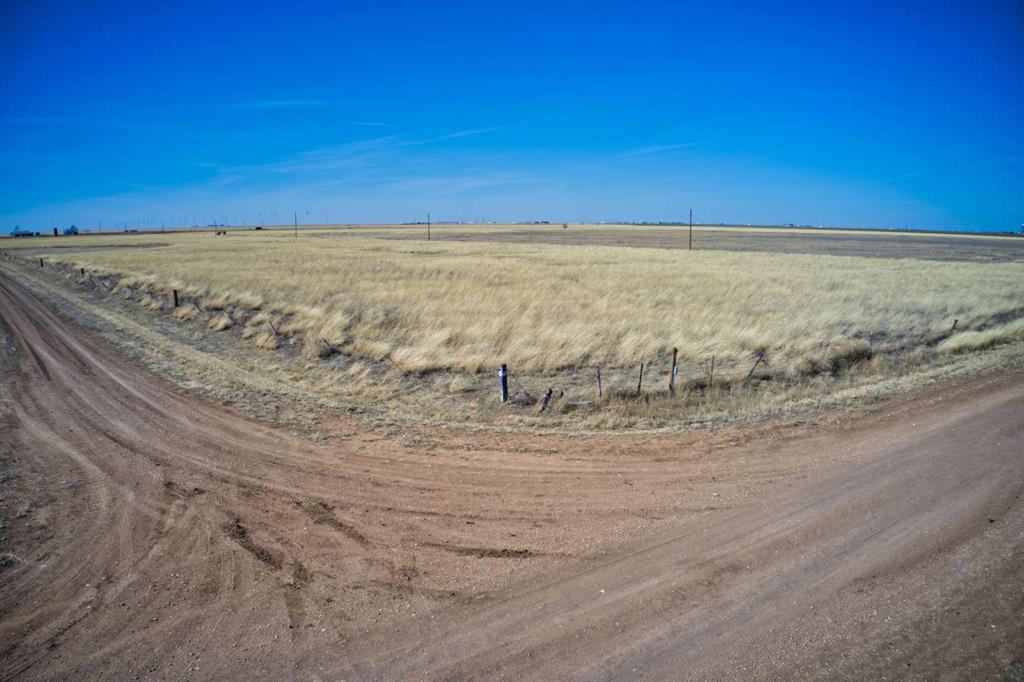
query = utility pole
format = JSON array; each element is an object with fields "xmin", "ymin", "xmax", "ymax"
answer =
[
  {"xmin": 689, "ymin": 208, "xmax": 693, "ymax": 250},
  {"xmin": 294, "ymin": 211, "xmax": 298, "ymax": 238},
  {"xmin": 427, "ymin": 212, "xmax": 431, "ymax": 241}
]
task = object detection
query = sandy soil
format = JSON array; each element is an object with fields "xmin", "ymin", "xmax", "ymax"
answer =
[{"xmin": 0, "ymin": 269, "xmax": 1021, "ymax": 680}]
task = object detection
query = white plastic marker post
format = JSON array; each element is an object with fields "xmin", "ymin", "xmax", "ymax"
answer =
[{"xmin": 499, "ymin": 364, "xmax": 509, "ymax": 403}]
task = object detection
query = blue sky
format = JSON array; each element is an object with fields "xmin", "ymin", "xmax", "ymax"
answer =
[{"xmin": 1, "ymin": 1, "xmax": 1021, "ymax": 231}]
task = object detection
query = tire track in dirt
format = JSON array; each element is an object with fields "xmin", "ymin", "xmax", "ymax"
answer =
[{"xmin": 295, "ymin": 500, "xmax": 371, "ymax": 547}]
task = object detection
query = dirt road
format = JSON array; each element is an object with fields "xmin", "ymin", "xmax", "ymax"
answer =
[{"xmin": 1, "ymin": 269, "xmax": 1021, "ymax": 680}]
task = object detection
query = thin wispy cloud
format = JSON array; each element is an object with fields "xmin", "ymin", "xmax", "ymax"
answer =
[
  {"xmin": 225, "ymin": 127, "xmax": 507, "ymax": 180},
  {"xmin": 220, "ymin": 137, "xmax": 401, "ymax": 178},
  {"xmin": 390, "ymin": 172, "xmax": 529, "ymax": 193},
  {"xmin": 435, "ymin": 126, "xmax": 506, "ymax": 140},
  {"xmin": 624, "ymin": 142, "xmax": 697, "ymax": 157},
  {"xmin": 231, "ymin": 98, "xmax": 336, "ymax": 109},
  {"xmin": 392, "ymin": 126, "xmax": 507, "ymax": 149}
]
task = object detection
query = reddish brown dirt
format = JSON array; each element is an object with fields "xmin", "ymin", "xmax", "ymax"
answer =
[{"xmin": 0, "ymin": 270, "xmax": 1021, "ymax": 680}]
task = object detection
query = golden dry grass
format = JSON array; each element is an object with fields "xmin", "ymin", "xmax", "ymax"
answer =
[
  {"xmin": 208, "ymin": 313, "xmax": 234, "ymax": 331},
  {"xmin": 8, "ymin": 228, "xmax": 1024, "ymax": 377},
  {"xmin": 172, "ymin": 305, "xmax": 196, "ymax": 321},
  {"xmin": 253, "ymin": 330, "xmax": 280, "ymax": 350}
]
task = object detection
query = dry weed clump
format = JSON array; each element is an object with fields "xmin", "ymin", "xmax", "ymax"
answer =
[
  {"xmin": 208, "ymin": 313, "xmax": 234, "ymax": 331},
  {"xmin": 201, "ymin": 294, "xmax": 231, "ymax": 311},
  {"xmin": 253, "ymin": 331, "xmax": 280, "ymax": 350},
  {"xmin": 172, "ymin": 306, "xmax": 196, "ymax": 321},
  {"xmin": 137, "ymin": 294, "xmax": 163, "ymax": 311}
]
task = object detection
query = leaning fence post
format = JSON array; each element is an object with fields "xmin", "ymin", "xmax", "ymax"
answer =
[
  {"xmin": 636, "ymin": 362, "xmax": 644, "ymax": 397},
  {"xmin": 539, "ymin": 388, "xmax": 553, "ymax": 413},
  {"xmin": 172, "ymin": 289, "xmax": 179, "ymax": 307},
  {"xmin": 745, "ymin": 351, "xmax": 767, "ymax": 382},
  {"xmin": 595, "ymin": 367, "xmax": 602, "ymax": 398},
  {"xmin": 669, "ymin": 347, "xmax": 678, "ymax": 394},
  {"xmin": 951, "ymin": 319, "xmax": 958, "ymax": 333},
  {"xmin": 498, "ymin": 364, "xmax": 509, "ymax": 403}
]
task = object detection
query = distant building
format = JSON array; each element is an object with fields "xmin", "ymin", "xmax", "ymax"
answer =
[
  {"xmin": 11, "ymin": 226, "xmax": 36, "ymax": 237},
  {"xmin": 63, "ymin": 225, "xmax": 79, "ymax": 235}
]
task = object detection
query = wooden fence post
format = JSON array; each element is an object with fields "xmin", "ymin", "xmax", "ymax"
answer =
[
  {"xmin": 172, "ymin": 289, "xmax": 179, "ymax": 307},
  {"xmin": 708, "ymin": 354, "xmax": 715, "ymax": 388},
  {"xmin": 539, "ymin": 388, "xmax": 553, "ymax": 413},
  {"xmin": 498, "ymin": 364, "xmax": 509, "ymax": 403},
  {"xmin": 595, "ymin": 367, "xmax": 602, "ymax": 398},
  {"xmin": 745, "ymin": 351, "xmax": 767, "ymax": 382},
  {"xmin": 636, "ymin": 362, "xmax": 644, "ymax": 397},
  {"xmin": 39, "ymin": 258, "xmax": 43, "ymax": 268},
  {"xmin": 669, "ymin": 347, "xmax": 678, "ymax": 394}
]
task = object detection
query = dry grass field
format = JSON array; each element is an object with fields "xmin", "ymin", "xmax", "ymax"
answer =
[
  {"xmin": 3, "ymin": 224, "xmax": 1023, "ymax": 427},
  {"xmin": 371, "ymin": 223, "xmax": 1024, "ymax": 262}
]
